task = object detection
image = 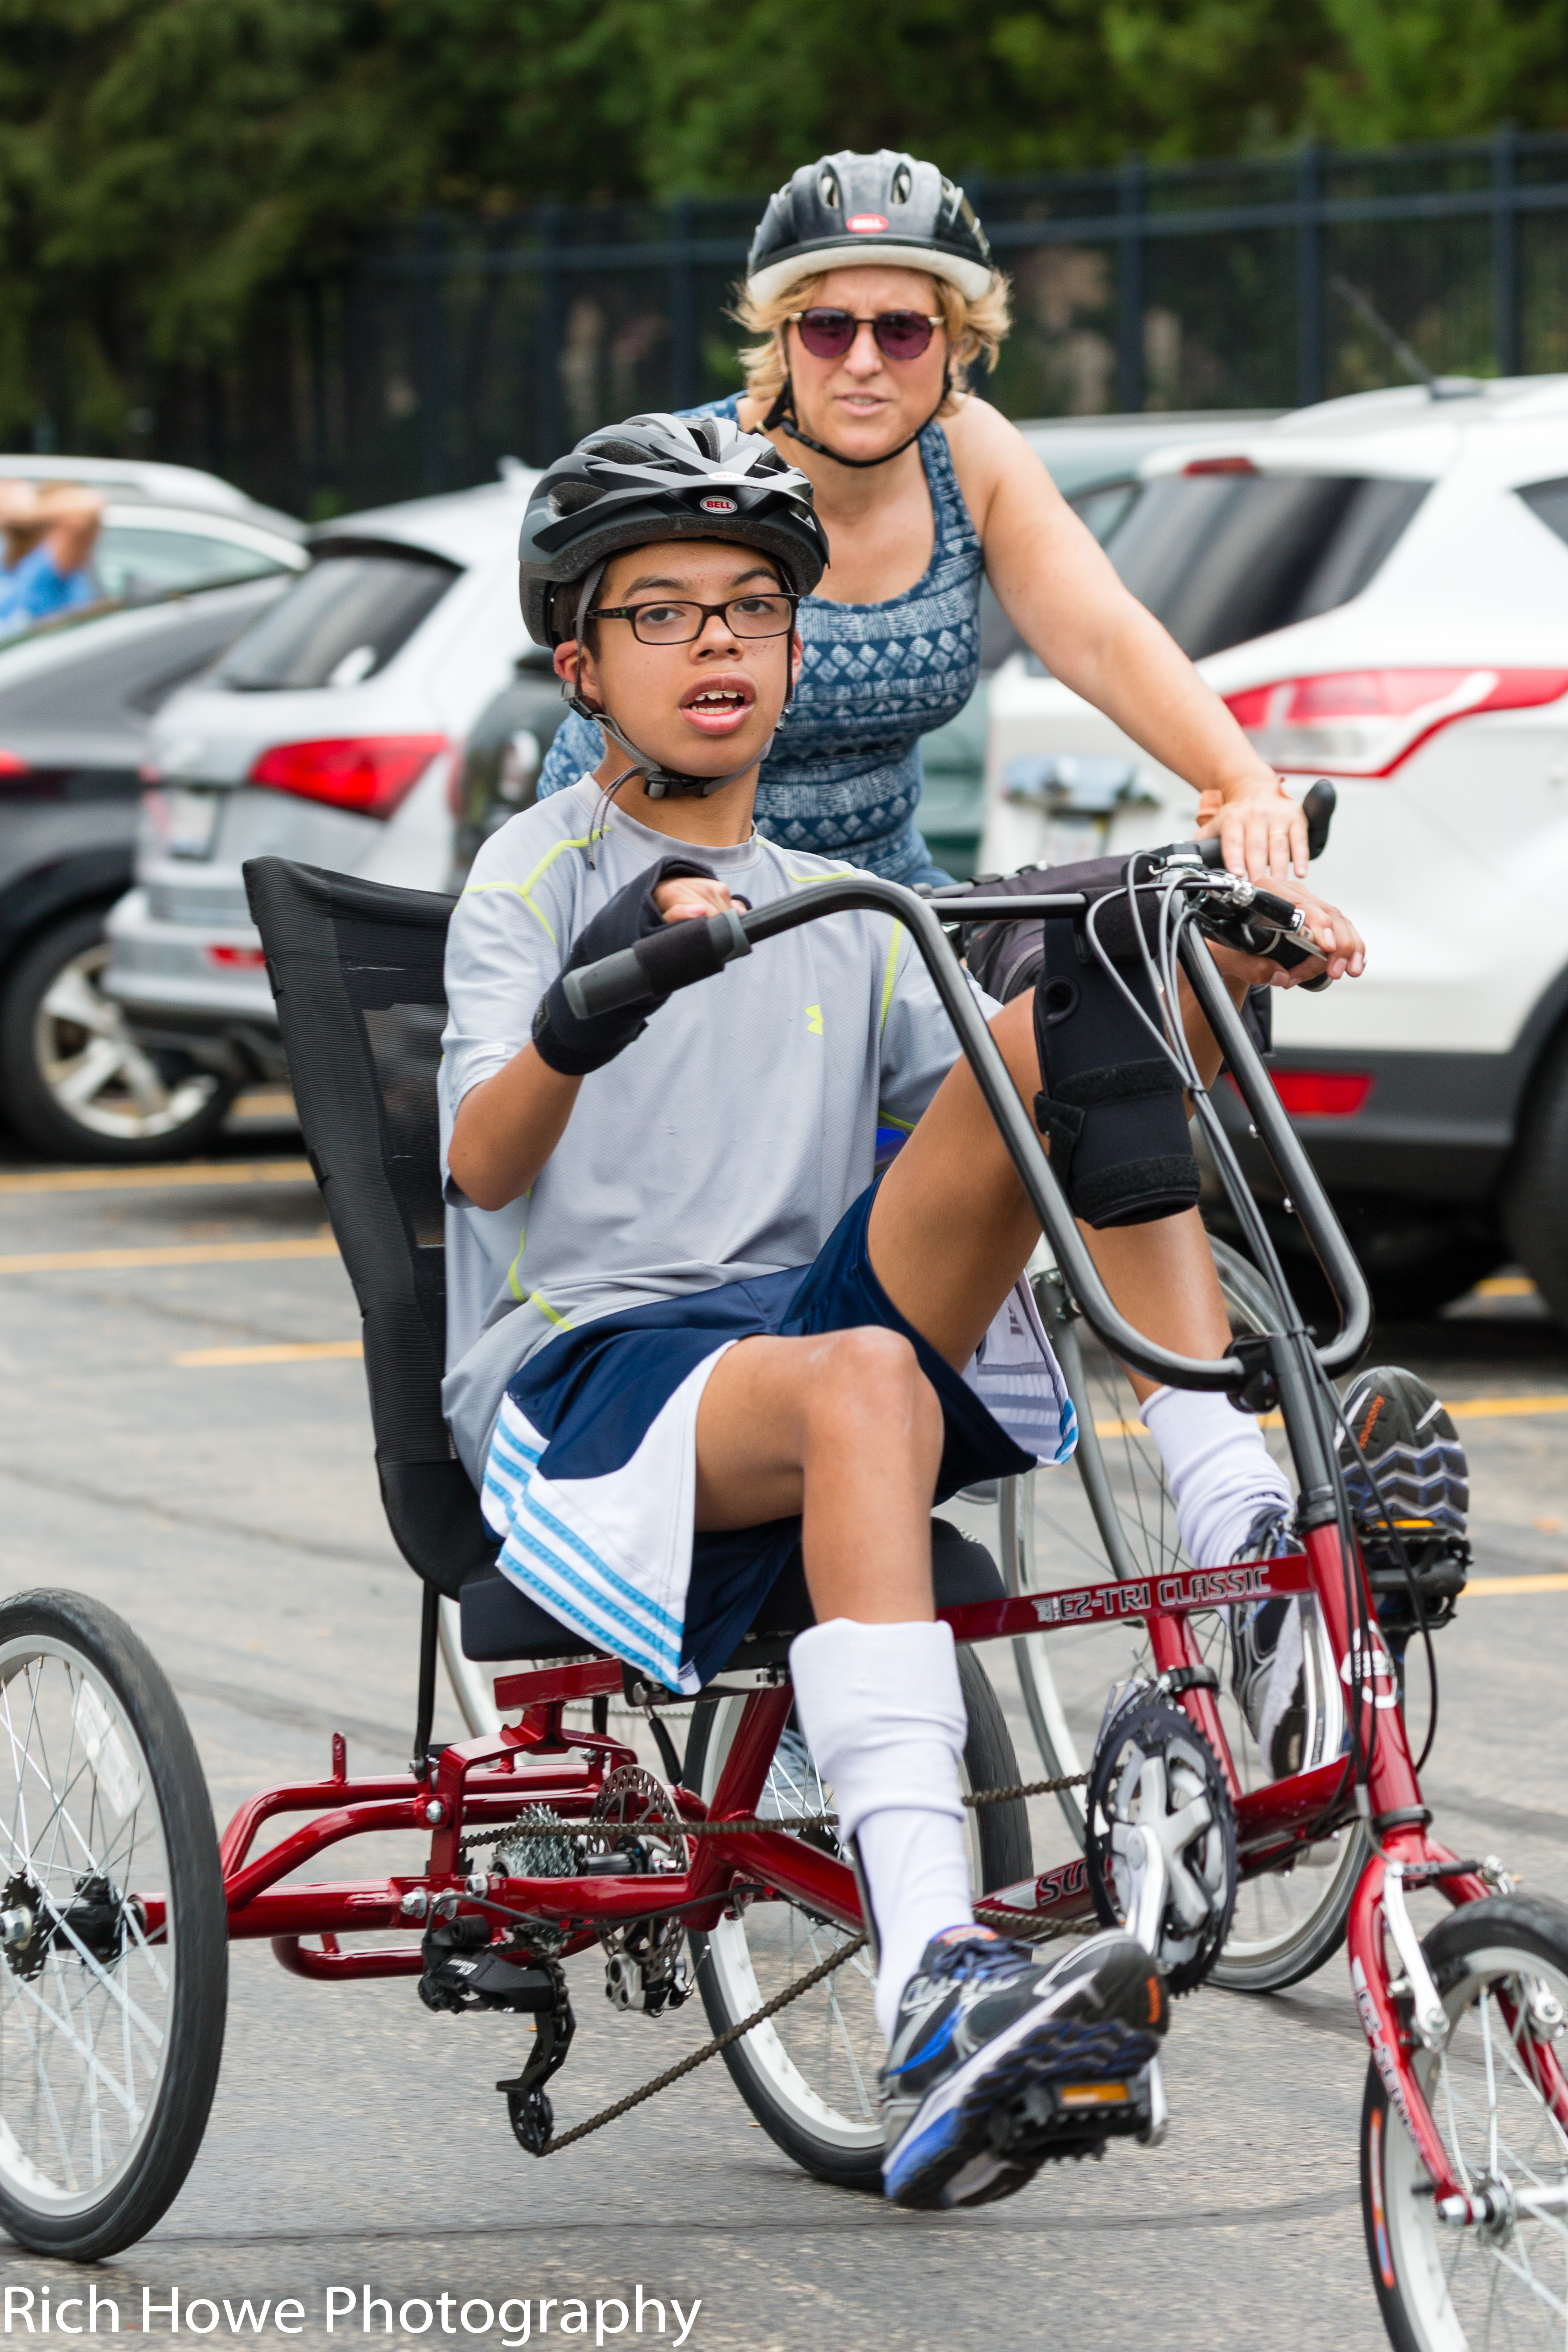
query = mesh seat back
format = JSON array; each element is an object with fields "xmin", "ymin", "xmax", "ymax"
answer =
[{"xmin": 243, "ymin": 856, "xmax": 497, "ymax": 1598}]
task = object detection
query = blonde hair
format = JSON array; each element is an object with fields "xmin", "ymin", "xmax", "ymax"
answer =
[{"xmin": 731, "ymin": 268, "xmax": 1012, "ymax": 416}]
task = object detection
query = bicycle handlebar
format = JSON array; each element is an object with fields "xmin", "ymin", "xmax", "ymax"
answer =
[{"xmin": 561, "ymin": 872, "xmax": 1371, "ymax": 1389}]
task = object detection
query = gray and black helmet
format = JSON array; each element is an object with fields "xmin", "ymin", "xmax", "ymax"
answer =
[
  {"xmin": 518, "ymin": 410, "xmax": 828, "ymax": 648},
  {"xmin": 746, "ymin": 150, "xmax": 994, "ymax": 306}
]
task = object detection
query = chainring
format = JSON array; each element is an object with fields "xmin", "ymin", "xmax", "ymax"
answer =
[{"xmin": 1085, "ymin": 1689, "xmax": 1238, "ymax": 1994}]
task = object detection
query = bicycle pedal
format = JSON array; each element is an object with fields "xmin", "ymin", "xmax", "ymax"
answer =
[{"xmin": 986, "ymin": 2059, "xmax": 1160, "ymax": 2168}]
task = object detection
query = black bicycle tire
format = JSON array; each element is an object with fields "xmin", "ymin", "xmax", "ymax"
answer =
[
  {"xmin": 0, "ymin": 1590, "xmax": 228, "ymax": 2260},
  {"xmin": 685, "ymin": 1645, "xmax": 1030, "ymax": 2193},
  {"xmin": 1361, "ymin": 1891, "xmax": 1568, "ymax": 2352}
]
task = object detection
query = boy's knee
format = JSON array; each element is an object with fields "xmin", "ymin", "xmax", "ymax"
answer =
[{"xmin": 809, "ymin": 1327, "xmax": 941, "ymax": 1452}]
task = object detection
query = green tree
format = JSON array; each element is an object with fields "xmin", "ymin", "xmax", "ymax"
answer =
[{"xmin": 1, "ymin": 0, "xmax": 1565, "ymax": 454}]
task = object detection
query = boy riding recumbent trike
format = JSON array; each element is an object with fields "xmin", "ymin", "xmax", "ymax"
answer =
[{"xmin": 0, "ymin": 836, "xmax": 1558, "ymax": 2352}]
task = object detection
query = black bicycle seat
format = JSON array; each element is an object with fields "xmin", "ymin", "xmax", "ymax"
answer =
[{"xmin": 458, "ymin": 1516, "xmax": 1004, "ymax": 1674}]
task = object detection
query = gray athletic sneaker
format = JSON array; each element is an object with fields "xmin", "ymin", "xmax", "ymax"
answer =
[
  {"xmin": 1227, "ymin": 1504, "xmax": 1305, "ymax": 1779},
  {"xmin": 879, "ymin": 1924, "xmax": 1168, "ymax": 2211}
]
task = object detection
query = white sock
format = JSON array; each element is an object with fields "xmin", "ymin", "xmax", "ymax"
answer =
[
  {"xmin": 789, "ymin": 1618, "xmax": 975, "ymax": 2041},
  {"xmin": 1140, "ymin": 1385, "xmax": 1293, "ymax": 1567}
]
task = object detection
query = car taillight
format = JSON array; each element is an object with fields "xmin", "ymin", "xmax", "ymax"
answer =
[
  {"xmin": 1183, "ymin": 455, "xmax": 1257, "ymax": 475},
  {"xmin": 206, "ymin": 945, "xmax": 268, "ymax": 969},
  {"xmin": 1271, "ymin": 1070, "xmax": 1373, "ymax": 1117},
  {"xmin": 1223, "ymin": 668, "xmax": 1568, "ymax": 777},
  {"xmin": 1227, "ymin": 1069, "xmax": 1373, "ymax": 1116},
  {"xmin": 0, "ymin": 749, "xmax": 27, "ymax": 776},
  {"xmin": 247, "ymin": 735, "xmax": 447, "ymax": 818}
]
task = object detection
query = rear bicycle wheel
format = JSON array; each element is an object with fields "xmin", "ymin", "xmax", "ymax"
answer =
[
  {"xmin": 1004, "ymin": 1236, "xmax": 1366, "ymax": 1993},
  {"xmin": 684, "ymin": 1646, "xmax": 1030, "ymax": 2192},
  {"xmin": 0, "ymin": 1591, "xmax": 228, "ymax": 2259},
  {"xmin": 1363, "ymin": 1892, "xmax": 1568, "ymax": 2350}
]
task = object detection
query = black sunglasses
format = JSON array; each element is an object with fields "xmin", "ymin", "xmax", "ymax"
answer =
[{"xmin": 788, "ymin": 308, "xmax": 944, "ymax": 363}]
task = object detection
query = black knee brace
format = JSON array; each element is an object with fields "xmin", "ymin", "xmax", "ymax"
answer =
[{"xmin": 1031, "ymin": 913, "xmax": 1201, "ymax": 1231}]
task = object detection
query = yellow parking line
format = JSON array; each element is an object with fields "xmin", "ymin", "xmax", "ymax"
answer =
[
  {"xmin": 0, "ymin": 1160, "xmax": 312, "ymax": 1197},
  {"xmin": 173, "ymin": 1339, "xmax": 362, "ymax": 1367},
  {"xmin": 1464, "ymin": 1574, "xmax": 1568, "ymax": 1596},
  {"xmin": 0, "ymin": 1238, "xmax": 339, "ymax": 1274},
  {"xmin": 1094, "ymin": 1393, "xmax": 1568, "ymax": 1441},
  {"xmin": 1448, "ymin": 1394, "xmax": 1568, "ymax": 1420}
]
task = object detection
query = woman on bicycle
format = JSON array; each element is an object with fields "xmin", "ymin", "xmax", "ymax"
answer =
[{"xmin": 534, "ymin": 147, "xmax": 1328, "ymax": 897}]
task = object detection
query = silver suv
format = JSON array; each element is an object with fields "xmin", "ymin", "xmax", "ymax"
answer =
[{"xmin": 104, "ymin": 478, "xmax": 534, "ymax": 1099}]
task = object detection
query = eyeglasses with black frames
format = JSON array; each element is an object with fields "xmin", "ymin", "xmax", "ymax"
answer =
[{"xmin": 587, "ymin": 593, "xmax": 800, "ymax": 646}]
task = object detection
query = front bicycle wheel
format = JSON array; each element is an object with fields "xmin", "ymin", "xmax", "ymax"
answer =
[
  {"xmin": 684, "ymin": 1646, "xmax": 1030, "ymax": 2192},
  {"xmin": 0, "ymin": 1591, "xmax": 228, "ymax": 2259},
  {"xmin": 1004, "ymin": 1236, "xmax": 1366, "ymax": 1993},
  {"xmin": 1363, "ymin": 1892, "xmax": 1568, "ymax": 2351}
]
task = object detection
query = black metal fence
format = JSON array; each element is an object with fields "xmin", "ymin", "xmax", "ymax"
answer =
[{"xmin": 173, "ymin": 127, "xmax": 1568, "ymax": 517}]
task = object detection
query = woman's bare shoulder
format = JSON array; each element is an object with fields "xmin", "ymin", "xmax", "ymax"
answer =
[{"xmin": 941, "ymin": 398, "xmax": 1065, "ymax": 539}]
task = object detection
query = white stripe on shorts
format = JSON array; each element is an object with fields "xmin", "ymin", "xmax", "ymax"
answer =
[{"xmin": 480, "ymin": 1340, "xmax": 737, "ymax": 1694}]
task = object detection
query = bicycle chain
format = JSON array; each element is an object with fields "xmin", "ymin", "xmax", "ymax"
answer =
[
  {"xmin": 464, "ymin": 1770, "xmax": 1090, "ymax": 1854},
  {"xmin": 462, "ymin": 1770, "xmax": 1097, "ymax": 2154},
  {"xmin": 540, "ymin": 1932, "xmax": 868, "ymax": 2154},
  {"xmin": 539, "ymin": 1877, "xmax": 1101, "ymax": 2156}
]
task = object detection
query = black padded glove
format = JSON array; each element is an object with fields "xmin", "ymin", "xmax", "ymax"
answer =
[{"xmin": 531, "ymin": 856, "xmax": 718, "ymax": 1077}]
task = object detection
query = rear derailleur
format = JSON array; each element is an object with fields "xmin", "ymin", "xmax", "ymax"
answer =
[{"xmin": 418, "ymin": 1914, "xmax": 576, "ymax": 2156}]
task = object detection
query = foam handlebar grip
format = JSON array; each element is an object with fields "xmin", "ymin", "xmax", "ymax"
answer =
[
  {"xmin": 1194, "ymin": 777, "xmax": 1334, "ymax": 868},
  {"xmin": 564, "ymin": 908, "xmax": 751, "ymax": 1019}
]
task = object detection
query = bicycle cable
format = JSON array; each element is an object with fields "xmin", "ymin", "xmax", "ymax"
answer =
[{"xmin": 1074, "ymin": 870, "xmax": 1434, "ymax": 1826}]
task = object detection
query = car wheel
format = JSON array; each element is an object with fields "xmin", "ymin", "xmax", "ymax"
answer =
[
  {"xmin": 1505, "ymin": 1025, "xmax": 1568, "ymax": 1328},
  {"xmin": 0, "ymin": 908, "xmax": 238, "ymax": 1163}
]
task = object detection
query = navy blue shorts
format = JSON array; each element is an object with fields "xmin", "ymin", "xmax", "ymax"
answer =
[{"xmin": 482, "ymin": 1183, "xmax": 1037, "ymax": 1690}]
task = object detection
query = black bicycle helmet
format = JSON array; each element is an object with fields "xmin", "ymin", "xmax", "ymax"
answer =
[
  {"xmin": 519, "ymin": 410, "xmax": 828, "ymax": 648},
  {"xmin": 518, "ymin": 412, "xmax": 828, "ymax": 799},
  {"xmin": 746, "ymin": 150, "xmax": 994, "ymax": 305}
]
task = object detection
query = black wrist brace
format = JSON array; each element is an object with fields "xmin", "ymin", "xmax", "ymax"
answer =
[{"xmin": 531, "ymin": 855, "xmax": 718, "ymax": 1077}]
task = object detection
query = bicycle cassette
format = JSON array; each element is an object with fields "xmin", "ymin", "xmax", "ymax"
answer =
[
  {"xmin": 591, "ymin": 1764, "xmax": 692, "ymax": 2019},
  {"xmin": 1085, "ymin": 1688, "xmax": 1237, "ymax": 1995}
]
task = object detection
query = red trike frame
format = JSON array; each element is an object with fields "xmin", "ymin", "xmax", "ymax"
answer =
[{"xmin": 208, "ymin": 1536, "xmax": 1542, "ymax": 2203}]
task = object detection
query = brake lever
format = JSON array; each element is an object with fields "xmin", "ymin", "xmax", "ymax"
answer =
[{"xmin": 1185, "ymin": 876, "xmax": 1336, "ymax": 989}]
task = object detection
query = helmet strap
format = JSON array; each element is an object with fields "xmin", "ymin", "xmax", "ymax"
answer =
[
  {"xmin": 562, "ymin": 555, "xmax": 796, "ymax": 801},
  {"xmin": 761, "ymin": 365, "xmax": 951, "ymax": 470}
]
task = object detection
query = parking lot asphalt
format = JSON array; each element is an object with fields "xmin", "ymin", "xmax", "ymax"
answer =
[{"xmin": 0, "ymin": 1133, "xmax": 1565, "ymax": 2352}]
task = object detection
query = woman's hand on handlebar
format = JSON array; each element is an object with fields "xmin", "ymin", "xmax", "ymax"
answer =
[
  {"xmin": 1208, "ymin": 868, "xmax": 1366, "ymax": 988},
  {"xmin": 653, "ymin": 875, "xmax": 745, "ymax": 924},
  {"xmin": 1197, "ymin": 776, "xmax": 1309, "ymax": 887}
]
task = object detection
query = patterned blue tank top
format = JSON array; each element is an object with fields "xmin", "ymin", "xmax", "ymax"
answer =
[{"xmin": 533, "ymin": 394, "xmax": 985, "ymax": 884}]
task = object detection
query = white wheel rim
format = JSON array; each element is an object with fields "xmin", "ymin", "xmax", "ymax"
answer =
[
  {"xmin": 693, "ymin": 1700, "xmax": 991, "ymax": 2154},
  {"xmin": 1019, "ymin": 1251, "xmax": 1358, "ymax": 1974},
  {"xmin": 0, "ymin": 1635, "xmax": 175, "ymax": 2216},
  {"xmin": 1383, "ymin": 1939, "xmax": 1568, "ymax": 2349},
  {"xmin": 35, "ymin": 944, "xmax": 219, "ymax": 1142},
  {"xmin": 693, "ymin": 1702, "xmax": 882, "ymax": 2151}
]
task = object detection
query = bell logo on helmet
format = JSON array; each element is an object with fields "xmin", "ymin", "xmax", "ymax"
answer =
[
  {"xmin": 699, "ymin": 495, "xmax": 739, "ymax": 514},
  {"xmin": 847, "ymin": 213, "xmax": 889, "ymax": 233}
]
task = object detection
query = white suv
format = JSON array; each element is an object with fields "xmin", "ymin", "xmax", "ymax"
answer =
[
  {"xmin": 980, "ymin": 376, "xmax": 1568, "ymax": 1321},
  {"xmin": 104, "ymin": 477, "xmax": 534, "ymax": 1094}
]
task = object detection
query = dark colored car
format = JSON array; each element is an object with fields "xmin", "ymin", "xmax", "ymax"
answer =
[
  {"xmin": 0, "ymin": 578, "xmax": 292, "ymax": 1160},
  {"xmin": 449, "ymin": 644, "xmax": 569, "ymax": 879}
]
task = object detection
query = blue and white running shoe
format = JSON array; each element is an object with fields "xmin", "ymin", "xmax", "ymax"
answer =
[{"xmin": 879, "ymin": 1924, "xmax": 1169, "ymax": 2211}]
